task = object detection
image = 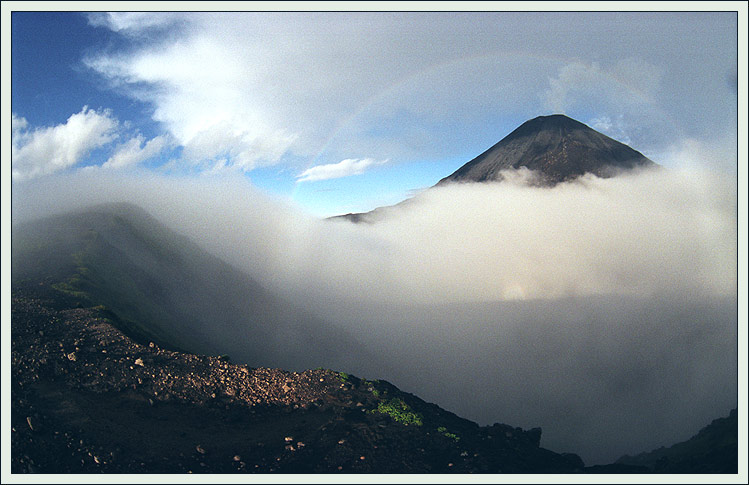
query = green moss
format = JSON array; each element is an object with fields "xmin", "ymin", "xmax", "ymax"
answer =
[{"xmin": 373, "ymin": 398, "xmax": 423, "ymax": 426}]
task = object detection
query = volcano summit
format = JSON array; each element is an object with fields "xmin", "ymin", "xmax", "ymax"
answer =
[{"xmin": 438, "ymin": 114, "xmax": 656, "ymax": 186}]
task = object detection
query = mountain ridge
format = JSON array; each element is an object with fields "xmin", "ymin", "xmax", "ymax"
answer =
[{"xmin": 11, "ymin": 202, "xmax": 374, "ymax": 372}]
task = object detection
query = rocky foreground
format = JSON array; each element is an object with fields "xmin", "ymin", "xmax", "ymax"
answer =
[{"xmin": 11, "ymin": 282, "xmax": 595, "ymax": 474}]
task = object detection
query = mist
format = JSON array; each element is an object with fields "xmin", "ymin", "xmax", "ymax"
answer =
[{"xmin": 11, "ymin": 166, "xmax": 738, "ymax": 464}]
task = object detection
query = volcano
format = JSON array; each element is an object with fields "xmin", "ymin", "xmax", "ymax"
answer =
[
  {"xmin": 438, "ymin": 114, "xmax": 655, "ymax": 186},
  {"xmin": 332, "ymin": 114, "xmax": 656, "ymax": 222}
]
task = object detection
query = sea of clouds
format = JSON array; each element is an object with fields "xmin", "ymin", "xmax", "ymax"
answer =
[{"xmin": 11, "ymin": 166, "xmax": 738, "ymax": 464}]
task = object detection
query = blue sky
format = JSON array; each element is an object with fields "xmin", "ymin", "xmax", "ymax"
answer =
[{"xmin": 8, "ymin": 8, "xmax": 740, "ymax": 217}]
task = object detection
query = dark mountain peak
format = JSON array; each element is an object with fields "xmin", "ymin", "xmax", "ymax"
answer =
[
  {"xmin": 438, "ymin": 114, "xmax": 655, "ymax": 186},
  {"xmin": 506, "ymin": 114, "xmax": 590, "ymax": 137}
]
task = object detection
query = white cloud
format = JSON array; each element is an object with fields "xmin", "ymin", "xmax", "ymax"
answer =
[
  {"xmin": 14, "ymin": 166, "xmax": 735, "ymax": 308},
  {"xmin": 12, "ymin": 166, "xmax": 737, "ymax": 465},
  {"xmin": 80, "ymin": 13, "xmax": 564, "ymax": 170},
  {"xmin": 86, "ymin": 12, "xmax": 186, "ymax": 33},
  {"xmin": 85, "ymin": 16, "xmax": 307, "ymax": 169},
  {"xmin": 296, "ymin": 158, "xmax": 386, "ymax": 183},
  {"xmin": 657, "ymin": 132, "xmax": 738, "ymax": 174},
  {"xmin": 12, "ymin": 113, "xmax": 28, "ymax": 133},
  {"xmin": 11, "ymin": 107, "xmax": 118, "ymax": 180},
  {"xmin": 102, "ymin": 134, "xmax": 171, "ymax": 170},
  {"xmin": 82, "ymin": 12, "xmax": 736, "ymax": 174}
]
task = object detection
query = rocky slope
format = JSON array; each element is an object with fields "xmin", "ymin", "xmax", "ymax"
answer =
[{"xmin": 11, "ymin": 282, "xmax": 588, "ymax": 474}]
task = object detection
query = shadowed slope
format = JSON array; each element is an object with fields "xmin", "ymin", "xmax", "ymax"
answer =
[{"xmin": 11, "ymin": 202, "xmax": 371, "ymax": 372}]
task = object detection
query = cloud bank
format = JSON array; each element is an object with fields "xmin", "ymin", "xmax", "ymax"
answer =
[{"xmin": 11, "ymin": 166, "xmax": 738, "ymax": 465}]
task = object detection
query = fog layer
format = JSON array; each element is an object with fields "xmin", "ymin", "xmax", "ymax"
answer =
[{"xmin": 11, "ymin": 167, "xmax": 738, "ymax": 464}]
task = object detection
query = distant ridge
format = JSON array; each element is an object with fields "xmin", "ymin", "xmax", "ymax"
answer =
[
  {"xmin": 437, "ymin": 114, "xmax": 655, "ymax": 186},
  {"xmin": 614, "ymin": 408, "xmax": 737, "ymax": 473}
]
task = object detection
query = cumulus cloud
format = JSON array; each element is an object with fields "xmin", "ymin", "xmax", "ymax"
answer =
[
  {"xmin": 78, "ymin": 12, "xmax": 736, "ymax": 177},
  {"xmin": 101, "ymin": 134, "xmax": 172, "ymax": 170},
  {"xmin": 11, "ymin": 113, "xmax": 28, "ymax": 133},
  {"xmin": 11, "ymin": 107, "xmax": 118, "ymax": 180},
  {"xmin": 81, "ymin": 13, "xmax": 571, "ymax": 169},
  {"xmin": 11, "ymin": 164, "xmax": 738, "ymax": 465},
  {"xmin": 296, "ymin": 158, "xmax": 387, "ymax": 183},
  {"xmin": 84, "ymin": 16, "xmax": 305, "ymax": 170}
]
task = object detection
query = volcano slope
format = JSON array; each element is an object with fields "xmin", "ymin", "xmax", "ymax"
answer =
[
  {"xmin": 9, "ymin": 202, "xmax": 738, "ymax": 474},
  {"xmin": 11, "ymin": 203, "xmax": 588, "ymax": 473},
  {"xmin": 11, "ymin": 283, "xmax": 588, "ymax": 474},
  {"xmin": 10, "ymin": 281, "xmax": 738, "ymax": 474},
  {"xmin": 11, "ymin": 202, "xmax": 374, "ymax": 373}
]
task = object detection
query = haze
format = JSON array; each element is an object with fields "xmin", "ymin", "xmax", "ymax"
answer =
[{"xmin": 11, "ymin": 165, "xmax": 737, "ymax": 465}]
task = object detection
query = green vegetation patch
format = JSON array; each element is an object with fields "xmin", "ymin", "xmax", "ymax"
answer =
[
  {"xmin": 51, "ymin": 281, "xmax": 90, "ymax": 300},
  {"xmin": 361, "ymin": 379, "xmax": 380, "ymax": 396},
  {"xmin": 373, "ymin": 398, "xmax": 423, "ymax": 426},
  {"xmin": 437, "ymin": 426, "xmax": 460, "ymax": 441}
]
